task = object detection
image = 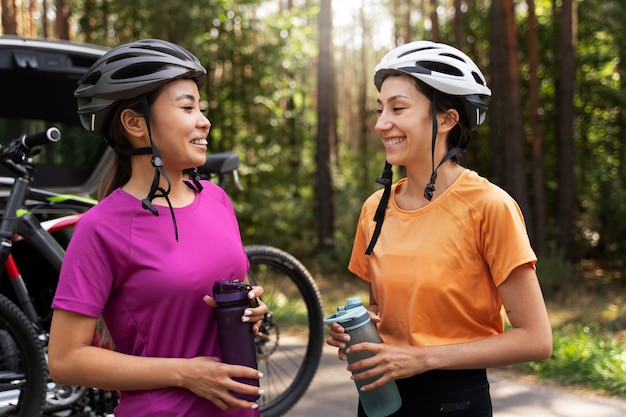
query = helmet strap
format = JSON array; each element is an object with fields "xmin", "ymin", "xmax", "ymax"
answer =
[
  {"xmin": 365, "ymin": 161, "xmax": 393, "ymax": 255},
  {"xmin": 423, "ymin": 91, "xmax": 466, "ymax": 201},
  {"xmin": 184, "ymin": 167, "xmax": 204, "ymax": 193},
  {"xmin": 114, "ymin": 147, "xmax": 152, "ymax": 156},
  {"xmin": 137, "ymin": 95, "xmax": 180, "ymax": 241}
]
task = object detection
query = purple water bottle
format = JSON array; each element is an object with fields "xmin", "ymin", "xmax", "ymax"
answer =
[{"xmin": 213, "ymin": 279, "xmax": 260, "ymax": 401}]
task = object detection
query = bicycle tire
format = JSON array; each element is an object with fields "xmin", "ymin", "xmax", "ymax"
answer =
[
  {"xmin": 244, "ymin": 245, "xmax": 323, "ymax": 417},
  {"xmin": 0, "ymin": 293, "xmax": 46, "ymax": 416}
]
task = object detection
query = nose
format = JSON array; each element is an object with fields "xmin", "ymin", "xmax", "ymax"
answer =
[
  {"xmin": 199, "ymin": 112, "xmax": 211, "ymax": 130},
  {"xmin": 375, "ymin": 111, "xmax": 392, "ymax": 133}
]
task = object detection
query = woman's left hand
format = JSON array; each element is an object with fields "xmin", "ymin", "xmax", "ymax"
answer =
[{"xmin": 204, "ymin": 285, "xmax": 268, "ymax": 332}]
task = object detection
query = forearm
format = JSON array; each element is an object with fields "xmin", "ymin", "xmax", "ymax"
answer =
[
  {"xmin": 424, "ymin": 327, "xmax": 552, "ymax": 371},
  {"xmin": 49, "ymin": 344, "xmax": 187, "ymax": 391}
]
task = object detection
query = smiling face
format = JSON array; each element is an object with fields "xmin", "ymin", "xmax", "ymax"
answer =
[
  {"xmin": 375, "ymin": 75, "xmax": 434, "ymax": 168},
  {"xmin": 149, "ymin": 78, "xmax": 211, "ymax": 171}
]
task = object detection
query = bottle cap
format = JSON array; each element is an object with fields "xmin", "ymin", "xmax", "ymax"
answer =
[
  {"xmin": 213, "ymin": 279, "xmax": 249, "ymax": 304},
  {"xmin": 323, "ymin": 296, "xmax": 371, "ymax": 330}
]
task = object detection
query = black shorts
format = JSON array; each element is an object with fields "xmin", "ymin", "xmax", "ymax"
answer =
[{"xmin": 357, "ymin": 369, "xmax": 492, "ymax": 417}]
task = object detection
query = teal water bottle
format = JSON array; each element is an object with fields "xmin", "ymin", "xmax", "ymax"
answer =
[{"xmin": 324, "ymin": 297, "xmax": 402, "ymax": 417}]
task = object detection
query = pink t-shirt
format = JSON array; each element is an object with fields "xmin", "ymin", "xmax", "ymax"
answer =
[{"xmin": 52, "ymin": 181, "xmax": 257, "ymax": 417}]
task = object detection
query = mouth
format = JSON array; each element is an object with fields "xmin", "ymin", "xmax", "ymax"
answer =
[
  {"xmin": 191, "ymin": 138, "xmax": 208, "ymax": 146},
  {"xmin": 384, "ymin": 137, "xmax": 405, "ymax": 146}
]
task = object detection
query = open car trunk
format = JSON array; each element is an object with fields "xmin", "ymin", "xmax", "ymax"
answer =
[{"xmin": 0, "ymin": 36, "xmax": 111, "ymax": 195}]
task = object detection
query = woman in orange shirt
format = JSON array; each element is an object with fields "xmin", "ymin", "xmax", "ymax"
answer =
[{"xmin": 327, "ymin": 41, "xmax": 552, "ymax": 416}]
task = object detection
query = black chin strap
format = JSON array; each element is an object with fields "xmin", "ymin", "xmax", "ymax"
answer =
[
  {"xmin": 365, "ymin": 161, "xmax": 393, "ymax": 255},
  {"xmin": 137, "ymin": 95, "xmax": 180, "ymax": 241},
  {"xmin": 185, "ymin": 167, "xmax": 204, "ymax": 193},
  {"xmin": 115, "ymin": 147, "xmax": 152, "ymax": 156}
]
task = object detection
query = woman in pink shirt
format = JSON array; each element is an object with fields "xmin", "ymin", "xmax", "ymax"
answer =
[{"xmin": 48, "ymin": 39, "xmax": 266, "ymax": 417}]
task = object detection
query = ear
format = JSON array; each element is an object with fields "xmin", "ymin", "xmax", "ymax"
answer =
[
  {"xmin": 439, "ymin": 109, "xmax": 460, "ymax": 133},
  {"xmin": 120, "ymin": 109, "xmax": 148, "ymax": 143}
]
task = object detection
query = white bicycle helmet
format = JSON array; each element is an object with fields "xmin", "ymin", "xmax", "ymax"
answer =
[{"xmin": 374, "ymin": 40, "xmax": 491, "ymax": 130}]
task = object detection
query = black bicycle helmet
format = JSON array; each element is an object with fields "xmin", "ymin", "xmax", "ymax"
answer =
[
  {"xmin": 366, "ymin": 41, "xmax": 491, "ymax": 255},
  {"xmin": 75, "ymin": 38, "xmax": 207, "ymax": 135}
]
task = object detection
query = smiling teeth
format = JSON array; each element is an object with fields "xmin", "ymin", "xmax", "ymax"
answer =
[
  {"xmin": 386, "ymin": 138, "xmax": 405, "ymax": 145},
  {"xmin": 191, "ymin": 139, "xmax": 208, "ymax": 145}
]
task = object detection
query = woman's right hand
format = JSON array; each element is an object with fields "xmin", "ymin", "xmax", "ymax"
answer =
[
  {"xmin": 326, "ymin": 307, "xmax": 381, "ymax": 361},
  {"xmin": 181, "ymin": 356, "xmax": 263, "ymax": 411},
  {"xmin": 326, "ymin": 322, "xmax": 350, "ymax": 360}
]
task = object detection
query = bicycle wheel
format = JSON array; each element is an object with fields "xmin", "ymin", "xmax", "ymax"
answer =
[
  {"xmin": 0, "ymin": 293, "xmax": 46, "ymax": 416},
  {"xmin": 244, "ymin": 245, "xmax": 323, "ymax": 417}
]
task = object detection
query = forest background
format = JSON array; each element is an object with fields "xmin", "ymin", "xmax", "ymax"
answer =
[
  {"xmin": 0, "ymin": 0, "xmax": 620, "ymax": 279},
  {"xmin": 2, "ymin": 0, "xmax": 624, "ymax": 297},
  {"xmin": 1, "ymin": 0, "xmax": 625, "ymax": 395}
]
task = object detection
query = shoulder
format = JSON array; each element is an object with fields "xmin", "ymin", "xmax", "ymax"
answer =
[
  {"xmin": 73, "ymin": 189, "xmax": 137, "ymax": 236},
  {"xmin": 455, "ymin": 170, "xmax": 519, "ymax": 211},
  {"xmin": 451, "ymin": 171, "xmax": 528, "ymax": 231}
]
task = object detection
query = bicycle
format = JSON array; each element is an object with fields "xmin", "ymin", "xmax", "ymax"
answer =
[{"xmin": 0, "ymin": 128, "xmax": 323, "ymax": 416}]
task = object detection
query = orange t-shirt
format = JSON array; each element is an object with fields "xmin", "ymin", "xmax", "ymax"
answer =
[{"xmin": 348, "ymin": 169, "xmax": 537, "ymax": 347}]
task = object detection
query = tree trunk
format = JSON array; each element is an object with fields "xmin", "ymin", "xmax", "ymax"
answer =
[
  {"xmin": 55, "ymin": 0, "xmax": 70, "ymax": 39},
  {"xmin": 556, "ymin": 0, "xmax": 576, "ymax": 260},
  {"xmin": 1, "ymin": 0, "xmax": 17, "ymax": 35},
  {"xmin": 316, "ymin": 0, "xmax": 336, "ymax": 270},
  {"xmin": 358, "ymin": 1, "xmax": 370, "ymax": 193},
  {"xmin": 404, "ymin": 0, "xmax": 412, "ymax": 41},
  {"xmin": 488, "ymin": 1, "xmax": 506, "ymax": 186},
  {"xmin": 453, "ymin": 0, "xmax": 465, "ymax": 48},
  {"xmin": 429, "ymin": 0, "xmax": 440, "ymax": 41},
  {"xmin": 526, "ymin": 0, "xmax": 547, "ymax": 256},
  {"xmin": 42, "ymin": 0, "xmax": 49, "ymax": 37},
  {"xmin": 502, "ymin": 0, "xmax": 531, "ymax": 220}
]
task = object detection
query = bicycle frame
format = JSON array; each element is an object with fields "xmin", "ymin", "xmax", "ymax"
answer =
[
  {"xmin": 4, "ymin": 213, "xmax": 85, "ymax": 329},
  {"xmin": 0, "ymin": 131, "xmax": 71, "ymax": 330}
]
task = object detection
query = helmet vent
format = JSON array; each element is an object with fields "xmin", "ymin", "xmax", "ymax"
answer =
[
  {"xmin": 398, "ymin": 46, "xmax": 436, "ymax": 59},
  {"xmin": 106, "ymin": 52, "xmax": 138, "ymax": 64},
  {"xmin": 82, "ymin": 71, "xmax": 102, "ymax": 86},
  {"xmin": 472, "ymin": 72, "xmax": 486, "ymax": 86},
  {"xmin": 111, "ymin": 62, "xmax": 168, "ymax": 80},
  {"xmin": 440, "ymin": 52, "xmax": 466, "ymax": 63},
  {"xmin": 417, "ymin": 60, "xmax": 463, "ymax": 77},
  {"xmin": 143, "ymin": 45, "xmax": 191, "ymax": 62}
]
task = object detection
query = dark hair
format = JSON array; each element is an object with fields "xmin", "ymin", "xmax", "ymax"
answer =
[
  {"xmin": 382, "ymin": 72, "xmax": 471, "ymax": 164},
  {"xmin": 97, "ymin": 89, "xmax": 161, "ymax": 200}
]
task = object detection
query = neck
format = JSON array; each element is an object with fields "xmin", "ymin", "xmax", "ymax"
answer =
[
  {"xmin": 122, "ymin": 156, "xmax": 194, "ymax": 207},
  {"xmin": 398, "ymin": 161, "xmax": 464, "ymax": 207}
]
